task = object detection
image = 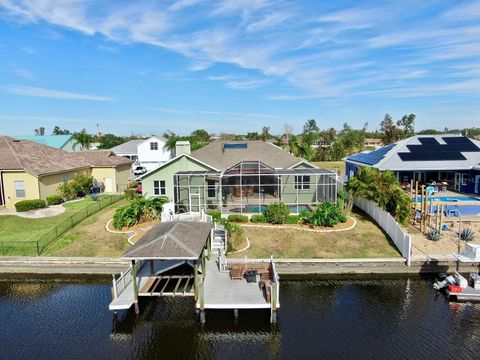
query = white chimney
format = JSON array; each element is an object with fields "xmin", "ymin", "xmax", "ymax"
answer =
[{"xmin": 175, "ymin": 141, "xmax": 191, "ymax": 156}]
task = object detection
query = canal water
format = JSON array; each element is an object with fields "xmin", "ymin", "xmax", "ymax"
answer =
[{"xmin": 1, "ymin": 276, "xmax": 479, "ymax": 359}]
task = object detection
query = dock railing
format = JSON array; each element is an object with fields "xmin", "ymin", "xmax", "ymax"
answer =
[
  {"xmin": 112, "ymin": 260, "xmax": 146, "ymax": 299},
  {"xmin": 161, "ymin": 209, "xmax": 213, "ymax": 224},
  {"xmin": 353, "ymin": 197, "xmax": 412, "ymax": 266}
]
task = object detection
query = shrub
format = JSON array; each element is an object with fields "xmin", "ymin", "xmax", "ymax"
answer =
[
  {"xmin": 57, "ymin": 174, "xmax": 94, "ymax": 200},
  {"xmin": 250, "ymin": 214, "xmax": 267, "ymax": 223},
  {"xmin": 461, "ymin": 228, "xmax": 475, "ymax": 241},
  {"xmin": 112, "ymin": 196, "xmax": 169, "ymax": 229},
  {"xmin": 218, "ymin": 219, "xmax": 243, "ymax": 253},
  {"xmin": 227, "ymin": 214, "xmax": 249, "ymax": 223},
  {"xmin": 300, "ymin": 202, "xmax": 347, "ymax": 227},
  {"xmin": 337, "ymin": 189, "xmax": 353, "ymax": 215},
  {"xmin": 128, "ymin": 181, "xmax": 139, "ymax": 188},
  {"xmin": 57, "ymin": 182, "xmax": 78, "ymax": 201},
  {"xmin": 15, "ymin": 199, "xmax": 47, "ymax": 212},
  {"xmin": 346, "ymin": 167, "xmax": 411, "ymax": 226},
  {"xmin": 264, "ymin": 202, "xmax": 290, "ymax": 224},
  {"xmin": 46, "ymin": 195, "xmax": 63, "ymax": 205},
  {"xmin": 427, "ymin": 229, "xmax": 443, "ymax": 241},
  {"xmin": 124, "ymin": 188, "xmax": 136, "ymax": 200},
  {"xmin": 207, "ymin": 210, "xmax": 221, "ymax": 222},
  {"xmin": 285, "ymin": 215, "xmax": 300, "ymax": 224}
]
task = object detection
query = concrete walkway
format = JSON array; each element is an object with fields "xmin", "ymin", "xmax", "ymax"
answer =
[{"xmin": 0, "ymin": 205, "xmax": 66, "ymax": 218}]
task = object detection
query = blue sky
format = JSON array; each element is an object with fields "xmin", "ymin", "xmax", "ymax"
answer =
[{"xmin": 0, "ymin": 0, "xmax": 479, "ymax": 136}]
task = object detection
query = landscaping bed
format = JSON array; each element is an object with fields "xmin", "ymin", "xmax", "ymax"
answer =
[{"xmin": 228, "ymin": 209, "xmax": 400, "ymax": 259}]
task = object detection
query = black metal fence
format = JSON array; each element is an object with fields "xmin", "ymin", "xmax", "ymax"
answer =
[{"xmin": 0, "ymin": 195, "xmax": 123, "ymax": 256}]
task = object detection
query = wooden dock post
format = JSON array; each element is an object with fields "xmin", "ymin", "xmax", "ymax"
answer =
[
  {"xmin": 414, "ymin": 181, "xmax": 419, "ymax": 212},
  {"xmin": 193, "ymin": 260, "xmax": 198, "ymax": 302},
  {"xmin": 112, "ymin": 274, "xmax": 118, "ymax": 300},
  {"xmin": 131, "ymin": 260, "xmax": 139, "ymax": 314},
  {"xmin": 233, "ymin": 309, "xmax": 238, "ymax": 319},
  {"xmin": 439, "ymin": 204, "xmax": 444, "ymax": 234},
  {"xmin": 200, "ymin": 310, "xmax": 206, "ymax": 324}
]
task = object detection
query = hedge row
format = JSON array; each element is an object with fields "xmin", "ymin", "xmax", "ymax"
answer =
[
  {"xmin": 15, "ymin": 199, "xmax": 47, "ymax": 212},
  {"xmin": 46, "ymin": 195, "xmax": 63, "ymax": 205}
]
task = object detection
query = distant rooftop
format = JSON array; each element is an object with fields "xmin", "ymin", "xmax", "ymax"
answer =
[
  {"xmin": 110, "ymin": 139, "xmax": 144, "ymax": 154},
  {"xmin": 14, "ymin": 135, "xmax": 73, "ymax": 149}
]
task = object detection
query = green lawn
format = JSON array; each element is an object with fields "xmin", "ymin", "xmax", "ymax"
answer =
[
  {"xmin": 0, "ymin": 198, "xmax": 102, "ymax": 243},
  {"xmin": 311, "ymin": 161, "xmax": 345, "ymax": 175},
  {"xmin": 231, "ymin": 209, "xmax": 400, "ymax": 259},
  {"xmin": 43, "ymin": 199, "xmax": 130, "ymax": 257}
]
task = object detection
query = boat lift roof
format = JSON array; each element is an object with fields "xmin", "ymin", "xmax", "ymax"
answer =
[{"xmin": 122, "ymin": 221, "xmax": 213, "ymax": 261}]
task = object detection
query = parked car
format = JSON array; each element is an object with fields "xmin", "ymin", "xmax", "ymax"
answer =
[{"xmin": 133, "ymin": 166, "xmax": 147, "ymax": 176}]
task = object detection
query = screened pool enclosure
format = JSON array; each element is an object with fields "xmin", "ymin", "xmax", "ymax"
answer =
[{"xmin": 173, "ymin": 161, "xmax": 337, "ymax": 215}]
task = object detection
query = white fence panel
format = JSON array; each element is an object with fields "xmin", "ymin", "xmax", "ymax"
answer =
[{"xmin": 354, "ymin": 197, "xmax": 411, "ymax": 266}]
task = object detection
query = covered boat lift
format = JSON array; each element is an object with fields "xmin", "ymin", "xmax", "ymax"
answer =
[{"xmin": 109, "ymin": 221, "xmax": 213, "ymax": 313}]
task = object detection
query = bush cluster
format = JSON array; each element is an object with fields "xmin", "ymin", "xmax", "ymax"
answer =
[
  {"xmin": 113, "ymin": 196, "xmax": 168, "ymax": 229},
  {"xmin": 285, "ymin": 215, "xmax": 300, "ymax": 224},
  {"xmin": 124, "ymin": 188, "xmax": 136, "ymax": 200},
  {"xmin": 57, "ymin": 174, "xmax": 94, "ymax": 200},
  {"xmin": 250, "ymin": 214, "xmax": 267, "ymax": 223},
  {"xmin": 227, "ymin": 214, "xmax": 249, "ymax": 223},
  {"xmin": 207, "ymin": 210, "xmax": 221, "ymax": 221},
  {"xmin": 264, "ymin": 202, "xmax": 290, "ymax": 224},
  {"xmin": 15, "ymin": 199, "xmax": 47, "ymax": 212},
  {"xmin": 46, "ymin": 195, "xmax": 63, "ymax": 205},
  {"xmin": 300, "ymin": 202, "xmax": 347, "ymax": 227}
]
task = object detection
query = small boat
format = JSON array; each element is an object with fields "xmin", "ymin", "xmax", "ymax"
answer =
[{"xmin": 433, "ymin": 271, "xmax": 480, "ymax": 302}]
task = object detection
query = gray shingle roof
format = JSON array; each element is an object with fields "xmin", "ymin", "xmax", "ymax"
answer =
[
  {"xmin": 122, "ymin": 221, "xmax": 212, "ymax": 260},
  {"xmin": 0, "ymin": 136, "xmax": 132, "ymax": 176},
  {"xmin": 191, "ymin": 140, "xmax": 305, "ymax": 170},
  {"xmin": 110, "ymin": 139, "xmax": 144, "ymax": 154}
]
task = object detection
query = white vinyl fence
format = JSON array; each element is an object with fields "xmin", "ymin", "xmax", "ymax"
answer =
[{"xmin": 354, "ymin": 197, "xmax": 412, "ymax": 266}]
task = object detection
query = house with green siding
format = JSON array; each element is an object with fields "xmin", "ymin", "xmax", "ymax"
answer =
[{"xmin": 139, "ymin": 140, "xmax": 337, "ymax": 215}]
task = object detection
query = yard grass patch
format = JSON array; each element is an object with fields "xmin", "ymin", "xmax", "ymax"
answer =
[
  {"xmin": 311, "ymin": 161, "xmax": 345, "ymax": 175},
  {"xmin": 43, "ymin": 199, "xmax": 131, "ymax": 257},
  {"xmin": 232, "ymin": 208, "xmax": 400, "ymax": 259},
  {"xmin": 0, "ymin": 197, "xmax": 105, "ymax": 243}
]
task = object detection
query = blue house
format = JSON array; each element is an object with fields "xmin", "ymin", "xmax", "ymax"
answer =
[{"xmin": 345, "ymin": 135, "xmax": 480, "ymax": 195}]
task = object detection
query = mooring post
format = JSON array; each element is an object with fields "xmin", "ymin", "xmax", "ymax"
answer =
[
  {"xmin": 112, "ymin": 274, "xmax": 118, "ymax": 299},
  {"xmin": 200, "ymin": 310, "xmax": 206, "ymax": 324},
  {"xmin": 131, "ymin": 260, "xmax": 139, "ymax": 314},
  {"xmin": 233, "ymin": 309, "xmax": 238, "ymax": 319}
]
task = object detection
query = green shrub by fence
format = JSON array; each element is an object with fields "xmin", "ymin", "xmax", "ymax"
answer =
[
  {"xmin": 0, "ymin": 195, "xmax": 123, "ymax": 256},
  {"xmin": 14, "ymin": 199, "xmax": 47, "ymax": 212}
]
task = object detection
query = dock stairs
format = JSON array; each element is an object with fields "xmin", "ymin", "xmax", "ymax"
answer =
[{"xmin": 212, "ymin": 227, "xmax": 227, "ymax": 254}]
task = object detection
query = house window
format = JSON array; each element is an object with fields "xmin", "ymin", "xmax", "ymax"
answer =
[
  {"xmin": 462, "ymin": 174, "xmax": 468, "ymax": 186},
  {"xmin": 154, "ymin": 180, "xmax": 166, "ymax": 195},
  {"xmin": 294, "ymin": 176, "xmax": 310, "ymax": 190},
  {"xmin": 150, "ymin": 142, "xmax": 158, "ymax": 150},
  {"xmin": 63, "ymin": 175, "xmax": 69, "ymax": 184},
  {"xmin": 207, "ymin": 180, "xmax": 216, "ymax": 197},
  {"xmin": 14, "ymin": 181, "xmax": 25, "ymax": 198}
]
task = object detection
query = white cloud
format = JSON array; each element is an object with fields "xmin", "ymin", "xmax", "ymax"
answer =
[
  {"xmin": 2, "ymin": 85, "xmax": 114, "ymax": 101},
  {"xmin": 169, "ymin": 0, "xmax": 204, "ymax": 12},
  {"xmin": 12, "ymin": 67, "xmax": 35, "ymax": 80}
]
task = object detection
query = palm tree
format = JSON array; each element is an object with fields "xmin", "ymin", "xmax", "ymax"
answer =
[{"xmin": 72, "ymin": 129, "xmax": 93, "ymax": 151}]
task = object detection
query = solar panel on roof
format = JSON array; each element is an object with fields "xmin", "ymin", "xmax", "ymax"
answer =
[
  {"xmin": 398, "ymin": 137, "xmax": 479, "ymax": 161},
  {"xmin": 223, "ymin": 143, "xmax": 248, "ymax": 149},
  {"xmin": 347, "ymin": 144, "xmax": 395, "ymax": 165}
]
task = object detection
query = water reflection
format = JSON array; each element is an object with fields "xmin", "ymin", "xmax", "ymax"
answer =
[{"xmin": 1, "ymin": 277, "xmax": 480, "ymax": 359}]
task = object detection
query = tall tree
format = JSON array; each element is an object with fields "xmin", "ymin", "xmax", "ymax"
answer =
[
  {"xmin": 72, "ymin": 129, "xmax": 94, "ymax": 150},
  {"xmin": 380, "ymin": 114, "xmax": 402, "ymax": 145},
  {"xmin": 191, "ymin": 129, "xmax": 210, "ymax": 143},
  {"xmin": 303, "ymin": 119, "xmax": 319, "ymax": 133},
  {"xmin": 260, "ymin": 126, "xmax": 271, "ymax": 141},
  {"xmin": 52, "ymin": 126, "xmax": 71, "ymax": 135},
  {"xmin": 34, "ymin": 127, "xmax": 45, "ymax": 136},
  {"xmin": 246, "ymin": 132, "xmax": 260, "ymax": 140},
  {"xmin": 98, "ymin": 134, "xmax": 125, "ymax": 149},
  {"xmin": 397, "ymin": 114, "xmax": 415, "ymax": 137}
]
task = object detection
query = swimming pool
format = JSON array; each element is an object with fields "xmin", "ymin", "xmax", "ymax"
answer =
[
  {"xmin": 414, "ymin": 195, "xmax": 480, "ymax": 203},
  {"xmin": 234, "ymin": 204, "xmax": 310, "ymax": 213}
]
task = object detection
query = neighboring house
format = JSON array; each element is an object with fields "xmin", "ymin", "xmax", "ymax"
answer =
[
  {"xmin": 364, "ymin": 138, "xmax": 383, "ymax": 149},
  {"xmin": 111, "ymin": 136, "xmax": 173, "ymax": 172},
  {"xmin": 111, "ymin": 139, "xmax": 144, "ymax": 160},
  {"xmin": 345, "ymin": 134, "xmax": 480, "ymax": 195},
  {"xmin": 0, "ymin": 136, "xmax": 133, "ymax": 209},
  {"xmin": 14, "ymin": 135, "xmax": 77, "ymax": 152},
  {"xmin": 139, "ymin": 140, "xmax": 337, "ymax": 215}
]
